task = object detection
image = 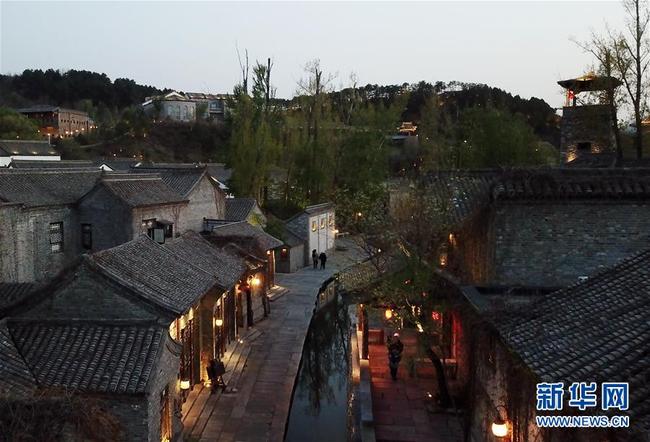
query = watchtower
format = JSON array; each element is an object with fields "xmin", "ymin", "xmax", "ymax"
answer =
[{"xmin": 557, "ymin": 73, "xmax": 621, "ymax": 164}]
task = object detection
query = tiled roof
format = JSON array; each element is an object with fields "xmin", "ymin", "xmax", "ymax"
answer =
[
  {"xmin": 0, "ymin": 169, "xmax": 102, "ymax": 207},
  {"xmin": 0, "ymin": 283, "xmax": 37, "ymax": 314},
  {"xmin": 423, "ymin": 172, "xmax": 495, "ymax": 225},
  {"xmin": 285, "ymin": 213, "xmax": 309, "ymax": 241},
  {"xmin": 493, "ymin": 169, "xmax": 650, "ymax": 200},
  {"xmin": 9, "ymin": 159, "xmax": 93, "ymax": 169},
  {"xmin": 304, "ymin": 202, "xmax": 334, "ymax": 215},
  {"xmin": 100, "ymin": 175, "xmax": 187, "ymax": 208},
  {"xmin": 206, "ymin": 163, "xmax": 232, "ymax": 183},
  {"xmin": 494, "ymin": 250, "xmax": 650, "ymax": 432},
  {"xmin": 8, "ymin": 319, "xmax": 165, "ymax": 394},
  {"xmin": 0, "ymin": 320, "xmax": 35, "ymax": 397},
  {"xmin": 89, "ymin": 236, "xmax": 219, "ymax": 315},
  {"xmin": 207, "ymin": 221, "xmax": 283, "ymax": 251},
  {"xmin": 95, "ymin": 158, "xmax": 141, "ymax": 171},
  {"xmin": 129, "ymin": 167, "xmax": 208, "ymax": 197},
  {"xmin": 0, "ymin": 140, "xmax": 59, "ymax": 157},
  {"xmin": 225, "ymin": 198, "xmax": 257, "ymax": 221},
  {"xmin": 163, "ymin": 232, "xmax": 245, "ymax": 289}
]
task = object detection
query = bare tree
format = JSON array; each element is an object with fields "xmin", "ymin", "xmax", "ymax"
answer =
[
  {"xmin": 613, "ymin": 0, "xmax": 650, "ymax": 158},
  {"xmin": 574, "ymin": 34, "xmax": 624, "ymax": 161},
  {"xmin": 236, "ymin": 45, "xmax": 249, "ymax": 95}
]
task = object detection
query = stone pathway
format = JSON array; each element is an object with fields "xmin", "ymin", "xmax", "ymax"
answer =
[
  {"xmin": 182, "ymin": 240, "xmax": 364, "ymax": 442},
  {"xmin": 368, "ymin": 336, "xmax": 463, "ymax": 442}
]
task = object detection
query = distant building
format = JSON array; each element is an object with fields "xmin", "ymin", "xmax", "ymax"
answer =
[
  {"xmin": 16, "ymin": 105, "xmax": 95, "ymax": 139},
  {"xmin": 142, "ymin": 92, "xmax": 196, "ymax": 122},
  {"xmin": 185, "ymin": 92, "xmax": 229, "ymax": 121},
  {"xmin": 142, "ymin": 91, "xmax": 229, "ymax": 123},
  {"xmin": 0, "ymin": 140, "xmax": 60, "ymax": 167}
]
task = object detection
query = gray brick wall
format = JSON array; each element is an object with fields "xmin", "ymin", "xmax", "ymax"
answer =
[
  {"xmin": 492, "ymin": 202, "xmax": 650, "ymax": 287},
  {"xmin": 79, "ymin": 186, "xmax": 133, "ymax": 252},
  {"xmin": 184, "ymin": 175, "xmax": 224, "ymax": 232}
]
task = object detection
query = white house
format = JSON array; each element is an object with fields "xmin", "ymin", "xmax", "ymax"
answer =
[{"xmin": 285, "ymin": 203, "xmax": 336, "ymax": 266}]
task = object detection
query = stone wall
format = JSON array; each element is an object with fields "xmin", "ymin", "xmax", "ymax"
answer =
[
  {"xmin": 0, "ymin": 204, "xmax": 80, "ymax": 282},
  {"xmin": 560, "ymin": 105, "xmax": 615, "ymax": 162},
  {"xmin": 184, "ymin": 175, "xmax": 224, "ymax": 232},
  {"xmin": 492, "ymin": 202, "xmax": 650, "ymax": 287}
]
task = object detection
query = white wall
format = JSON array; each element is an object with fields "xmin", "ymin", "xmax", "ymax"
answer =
[
  {"xmin": 3, "ymin": 155, "xmax": 61, "ymax": 167},
  {"xmin": 308, "ymin": 210, "xmax": 335, "ymax": 254}
]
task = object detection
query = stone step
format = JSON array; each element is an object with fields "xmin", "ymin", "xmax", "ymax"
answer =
[{"xmin": 268, "ymin": 286, "xmax": 289, "ymax": 302}]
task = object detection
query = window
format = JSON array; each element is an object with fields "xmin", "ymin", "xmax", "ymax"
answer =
[
  {"xmin": 49, "ymin": 222, "xmax": 64, "ymax": 253},
  {"xmin": 329, "ymin": 214, "xmax": 334, "ymax": 227},
  {"xmin": 81, "ymin": 224, "xmax": 92, "ymax": 250},
  {"xmin": 320, "ymin": 218, "xmax": 326, "ymax": 229},
  {"xmin": 164, "ymin": 223, "xmax": 173, "ymax": 238},
  {"xmin": 311, "ymin": 221, "xmax": 317, "ymax": 232},
  {"xmin": 280, "ymin": 248, "xmax": 289, "ymax": 261}
]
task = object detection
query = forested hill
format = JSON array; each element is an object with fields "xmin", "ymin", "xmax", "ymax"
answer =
[
  {"xmin": 327, "ymin": 81, "xmax": 559, "ymax": 145},
  {"xmin": 0, "ymin": 69, "xmax": 167, "ymax": 111}
]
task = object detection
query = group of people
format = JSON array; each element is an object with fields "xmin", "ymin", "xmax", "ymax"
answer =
[{"xmin": 312, "ymin": 249, "xmax": 328, "ymax": 269}]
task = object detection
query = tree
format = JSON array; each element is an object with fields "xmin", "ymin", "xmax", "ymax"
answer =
[
  {"xmin": 343, "ymin": 183, "xmax": 458, "ymax": 409},
  {"xmin": 612, "ymin": 0, "xmax": 650, "ymax": 158},
  {"xmin": 574, "ymin": 35, "xmax": 625, "ymax": 162},
  {"xmin": 0, "ymin": 107, "xmax": 40, "ymax": 140}
]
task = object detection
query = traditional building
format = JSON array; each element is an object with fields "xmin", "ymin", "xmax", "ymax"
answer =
[
  {"xmin": 285, "ymin": 203, "xmax": 336, "ymax": 267},
  {"xmin": 0, "ymin": 140, "xmax": 60, "ymax": 167},
  {"xmin": 142, "ymin": 92, "xmax": 196, "ymax": 122},
  {"xmin": 557, "ymin": 74, "xmax": 621, "ymax": 164},
  {"xmin": 225, "ymin": 197, "xmax": 266, "ymax": 226},
  {"xmin": 459, "ymin": 249, "xmax": 650, "ymax": 442}
]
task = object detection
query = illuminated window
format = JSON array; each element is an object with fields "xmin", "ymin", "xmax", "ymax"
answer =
[
  {"xmin": 329, "ymin": 214, "xmax": 334, "ymax": 227},
  {"xmin": 311, "ymin": 221, "xmax": 317, "ymax": 232},
  {"xmin": 320, "ymin": 218, "xmax": 326, "ymax": 229}
]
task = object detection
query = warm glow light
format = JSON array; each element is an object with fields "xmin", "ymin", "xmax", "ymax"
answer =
[
  {"xmin": 215, "ymin": 318, "xmax": 224, "ymax": 327},
  {"xmin": 491, "ymin": 421, "xmax": 508, "ymax": 438},
  {"xmin": 357, "ymin": 212, "xmax": 362, "ymax": 217},
  {"xmin": 180, "ymin": 380, "xmax": 191, "ymax": 390},
  {"xmin": 251, "ymin": 277, "xmax": 261, "ymax": 287},
  {"xmin": 384, "ymin": 309, "xmax": 393, "ymax": 320},
  {"xmin": 431, "ymin": 311, "xmax": 441, "ymax": 321}
]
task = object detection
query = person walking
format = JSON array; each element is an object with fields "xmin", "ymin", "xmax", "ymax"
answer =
[
  {"xmin": 312, "ymin": 249, "xmax": 318, "ymax": 270},
  {"xmin": 387, "ymin": 332, "xmax": 404, "ymax": 381},
  {"xmin": 319, "ymin": 251, "xmax": 327, "ymax": 269}
]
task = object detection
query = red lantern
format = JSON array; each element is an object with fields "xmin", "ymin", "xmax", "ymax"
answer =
[{"xmin": 431, "ymin": 311, "xmax": 441, "ymax": 321}]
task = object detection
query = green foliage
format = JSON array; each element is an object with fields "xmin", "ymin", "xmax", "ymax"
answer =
[
  {"xmin": 452, "ymin": 107, "xmax": 555, "ymax": 168},
  {"xmin": 0, "ymin": 107, "xmax": 40, "ymax": 139}
]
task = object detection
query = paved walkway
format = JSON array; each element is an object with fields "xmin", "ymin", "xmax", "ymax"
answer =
[
  {"xmin": 368, "ymin": 334, "xmax": 463, "ymax": 442},
  {"xmin": 182, "ymin": 241, "xmax": 363, "ymax": 442}
]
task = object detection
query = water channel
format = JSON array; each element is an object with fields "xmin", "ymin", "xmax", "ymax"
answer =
[{"xmin": 284, "ymin": 295, "xmax": 358, "ymax": 442}]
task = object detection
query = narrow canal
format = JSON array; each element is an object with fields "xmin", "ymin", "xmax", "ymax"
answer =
[{"xmin": 284, "ymin": 296, "xmax": 356, "ymax": 442}]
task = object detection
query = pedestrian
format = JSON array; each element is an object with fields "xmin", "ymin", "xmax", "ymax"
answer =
[
  {"xmin": 312, "ymin": 249, "xmax": 318, "ymax": 270},
  {"xmin": 319, "ymin": 251, "xmax": 327, "ymax": 269},
  {"xmin": 387, "ymin": 332, "xmax": 404, "ymax": 381}
]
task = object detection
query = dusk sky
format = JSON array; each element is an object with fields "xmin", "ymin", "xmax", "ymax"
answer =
[{"xmin": 1, "ymin": 1, "xmax": 627, "ymax": 109}]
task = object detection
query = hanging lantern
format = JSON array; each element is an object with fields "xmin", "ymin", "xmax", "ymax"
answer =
[
  {"xmin": 491, "ymin": 419, "xmax": 508, "ymax": 438},
  {"xmin": 215, "ymin": 318, "xmax": 224, "ymax": 327},
  {"xmin": 251, "ymin": 276, "xmax": 261, "ymax": 287},
  {"xmin": 180, "ymin": 380, "xmax": 191, "ymax": 390},
  {"xmin": 431, "ymin": 311, "xmax": 441, "ymax": 321},
  {"xmin": 385, "ymin": 309, "xmax": 393, "ymax": 320}
]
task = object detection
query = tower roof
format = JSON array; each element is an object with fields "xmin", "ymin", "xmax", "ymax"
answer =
[{"xmin": 557, "ymin": 73, "xmax": 622, "ymax": 93}]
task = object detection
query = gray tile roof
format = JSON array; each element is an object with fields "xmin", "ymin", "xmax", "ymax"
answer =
[
  {"xmin": 8, "ymin": 319, "xmax": 165, "ymax": 394},
  {"xmin": 0, "ymin": 169, "xmax": 102, "ymax": 207},
  {"xmin": 225, "ymin": 198, "xmax": 257, "ymax": 221},
  {"xmin": 163, "ymin": 232, "xmax": 246, "ymax": 289},
  {"xmin": 285, "ymin": 213, "xmax": 309, "ymax": 241},
  {"xmin": 100, "ymin": 175, "xmax": 188, "ymax": 208},
  {"xmin": 129, "ymin": 167, "xmax": 208, "ymax": 197},
  {"xmin": 9, "ymin": 160, "xmax": 93, "ymax": 169},
  {"xmin": 206, "ymin": 163, "xmax": 232, "ymax": 183},
  {"xmin": 0, "ymin": 320, "xmax": 35, "ymax": 398},
  {"xmin": 95, "ymin": 158, "xmax": 140, "ymax": 171},
  {"xmin": 494, "ymin": 250, "xmax": 650, "ymax": 432},
  {"xmin": 207, "ymin": 221, "xmax": 283, "ymax": 251},
  {"xmin": 0, "ymin": 140, "xmax": 59, "ymax": 157},
  {"xmin": 0, "ymin": 283, "xmax": 37, "ymax": 314},
  {"xmin": 89, "ymin": 235, "xmax": 218, "ymax": 315}
]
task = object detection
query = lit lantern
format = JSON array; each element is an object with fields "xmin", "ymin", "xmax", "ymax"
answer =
[
  {"xmin": 384, "ymin": 309, "xmax": 393, "ymax": 320},
  {"xmin": 215, "ymin": 318, "xmax": 224, "ymax": 327},
  {"xmin": 431, "ymin": 311, "xmax": 441, "ymax": 321},
  {"xmin": 180, "ymin": 380, "xmax": 191, "ymax": 390},
  {"xmin": 491, "ymin": 418, "xmax": 508, "ymax": 438},
  {"xmin": 251, "ymin": 276, "xmax": 261, "ymax": 287}
]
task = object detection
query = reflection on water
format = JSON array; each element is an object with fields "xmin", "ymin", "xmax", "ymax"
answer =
[{"xmin": 285, "ymin": 297, "xmax": 351, "ymax": 442}]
